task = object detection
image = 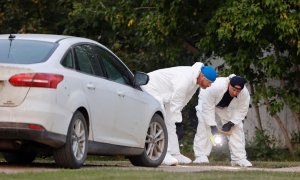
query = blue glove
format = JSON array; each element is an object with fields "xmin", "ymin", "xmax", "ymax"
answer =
[
  {"xmin": 222, "ymin": 121, "xmax": 235, "ymax": 132},
  {"xmin": 210, "ymin": 126, "xmax": 218, "ymax": 135}
]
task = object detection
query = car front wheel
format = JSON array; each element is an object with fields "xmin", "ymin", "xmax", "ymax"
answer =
[
  {"xmin": 129, "ymin": 114, "xmax": 167, "ymax": 167},
  {"xmin": 53, "ymin": 111, "xmax": 88, "ymax": 169}
]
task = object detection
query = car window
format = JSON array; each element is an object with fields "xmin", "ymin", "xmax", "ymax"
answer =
[
  {"xmin": 74, "ymin": 45, "xmax": 104, "ymax": 77},
  {"xmin": 61, "ymin": 51, "xmax": 74, "ymax": 69},
  {"xmin": 0, "ymin": 39, "xmax": 57, "ymax": 64},
  {"xmin": 93, "ymin": 46, "xmax": 132, "ymax": 86}
]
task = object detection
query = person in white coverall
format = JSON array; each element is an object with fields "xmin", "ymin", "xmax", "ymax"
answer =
[
  {"xmin": 142, "ymin": 62, "xmax": 217, "ymax": 166},
  {"xmin": 193, "ymin": 75, "xmax": 252, "ymax": 167}
]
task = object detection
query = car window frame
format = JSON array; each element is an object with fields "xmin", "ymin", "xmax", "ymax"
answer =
[
  {"xmin": 90, "ymin": 45, "xmax": 135, "ymax": 88},
  {"xmin": 60, "ymin": 48, "xmax": 75, "ymax": 70},
  {"xmin": 60, "ymin": 42, "xmax": 139, "ymax": 89},
  {"xmin": 66, "ymin": 43, "xmax": 106, "ymax": 78}
]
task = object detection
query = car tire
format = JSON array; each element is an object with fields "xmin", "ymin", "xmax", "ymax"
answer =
[
  {"xmin": 53, "ymin": 111, "xmax": 88, "ymax": 169},
  {"xmin": 2, "ymin": 151, "xmax": 37, "ymax": 164},
  {"xmin": 129, "ymin": 114, "xmax": 167, "ymax": 167}
]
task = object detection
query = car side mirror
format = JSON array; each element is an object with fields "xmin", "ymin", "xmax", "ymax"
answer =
[{"xmin": 133, "ymin": 71, "xmax": 149, "ymax": 86}]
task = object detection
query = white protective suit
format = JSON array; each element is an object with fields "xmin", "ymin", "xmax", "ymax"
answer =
[
  {"xmin": 193, "ymin": 76, "xmax": 250, "ymax": 161},
  {"xmin": 142, "ymin": 62, "xmax": 203, "ymax": 155}
]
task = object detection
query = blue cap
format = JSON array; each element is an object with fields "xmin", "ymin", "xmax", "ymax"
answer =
[{"xmin": 201, "ymin": 66, "xmax": 217, "ymax": 82}]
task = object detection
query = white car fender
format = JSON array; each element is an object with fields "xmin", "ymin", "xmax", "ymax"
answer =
[{"xmin": 58, "ymin": 89, "xmax": 92, "ymax": 139}]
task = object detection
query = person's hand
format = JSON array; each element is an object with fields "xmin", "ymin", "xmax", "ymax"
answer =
[
  {"xmin": 221, "ymin": 121, "xmax": 235, "ymax": 132},
  {"xmin": 210, "ymin": 126, "xmax": 218, "ymax": 135}
]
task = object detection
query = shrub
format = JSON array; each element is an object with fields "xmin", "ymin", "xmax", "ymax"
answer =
[{"xmin": 246, "ymin": 129, "xmax": 293, "ymax": 161}]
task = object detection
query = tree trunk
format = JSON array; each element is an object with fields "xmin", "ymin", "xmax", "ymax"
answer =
[
  {"xmin": 274, "ymin": 47, "xmax": 300, "ymax": 132},
  {"xmin": 292, "ymin": 112, "xmax": 300, "ymax": 131},
  {"xmin": 273, "ymin": 113, "xmax": 294, "ymax": 152},
  {"xmin": 279, "ymin": 79, "xmax": 300, "ymax": 132},
  {"xmin": 250, "ymin": 83, "xmax": 263, "ymax": 130},
  {"xmin": 263, "ymin": 97, "xmax": 294, "ymax": 152},
  {"xmin": 290, "ymin": 63, "xmax": 300, "ymax": 131}
]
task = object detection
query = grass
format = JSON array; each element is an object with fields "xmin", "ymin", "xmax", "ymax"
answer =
[
  {"xmin": 0, "ymin": 168, "xmax": 300, "ymax": 180},
  {"xmin": 1, "ymin": 157, "xmax": 300, "ymax": 179},
  {"xmin": 9, "ymin": 155, "xmax": 300, "ymax": 168},
  {"xmin": 29, "ymin": 155, "xmax": 300, "ymax": 168}
]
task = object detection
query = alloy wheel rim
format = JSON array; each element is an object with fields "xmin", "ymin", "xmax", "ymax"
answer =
[
  {"xmin": 145, "ymin": 121, "xmax": 165, "ymax": 160},
  {"xmin": 71, "ymin": 119, "xmax": 86, "ymax": 161}
]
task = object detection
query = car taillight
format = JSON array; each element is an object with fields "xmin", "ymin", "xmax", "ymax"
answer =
[
  {"xmin": 9, "ymin": 73, "xmax": 64, "ymax": 89},
  {"xmin": 28, "ymin": 124, "xmax": 45, "ymax": 131}
]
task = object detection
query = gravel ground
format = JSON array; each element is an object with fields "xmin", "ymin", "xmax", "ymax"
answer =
[
  {"xmin": 1, "ymin": 162, "xmax": 300, "ymax": 174},
  {"xmin": 156, "ymin": 165, "xmax": 300, "ymax": 173}
]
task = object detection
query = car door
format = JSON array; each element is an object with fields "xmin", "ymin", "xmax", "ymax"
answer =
[
  {"xmin": 94, "ymin": 47, "xmax": 149, "ymax": 147},
  {"xmin": 71, "ymin": 44, "xmax": 119, "ymax": 144}
]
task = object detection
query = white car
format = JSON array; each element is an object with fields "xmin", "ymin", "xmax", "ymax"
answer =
[{"xmin": 0, "ymin": 34, "xmax": 167, "ymax": 168}]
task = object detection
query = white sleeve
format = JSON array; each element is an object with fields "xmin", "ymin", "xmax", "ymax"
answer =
[
  {"xmin": 230, "ymin": 88, "xmax": 250, "ymax": 124},
  {"xmin": 168, "ymin": 77, "xmax": 189, "ymax": 123},
  {"xmin": 198, "ymin": 87, "xmax": 218, "ymax": 126}
]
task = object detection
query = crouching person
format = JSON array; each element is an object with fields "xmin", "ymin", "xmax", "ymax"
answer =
[
  {"xmin": 142, "ymin": 62, "xmax": 217, "ymax": 165},
  {"xmin": 193, "ymin": 75, "xmax": 252, "ymax": 167}
]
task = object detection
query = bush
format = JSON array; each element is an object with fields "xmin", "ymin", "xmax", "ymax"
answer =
[{"xmin": 246, "ymin": 129, "xmax": 293, "ymax": 161}]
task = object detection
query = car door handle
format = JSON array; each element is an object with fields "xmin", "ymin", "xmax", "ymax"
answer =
[
  {"xmin": 117, "ymin": 91, "xmax": 125, "ymax": 98},
  {"xmin": 86, "ymin": 83, "xmax": 96, "ymax": 90}
]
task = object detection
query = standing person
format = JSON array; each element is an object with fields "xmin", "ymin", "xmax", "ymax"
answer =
[
  {"xmin": 142, "ymin": 62, "xmax": 217, "ymax": 166},
  {"xmin": 193, "ymin": 75, "xmax": 252, "ymax": 167}
]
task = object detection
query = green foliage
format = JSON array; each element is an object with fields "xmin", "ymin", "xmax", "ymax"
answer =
[
  {"xmin": 291, "ymin": 131, "xmax": 300, "ymax": 144},
  {"xmin": 247, "ymin": 129, "xmax": 276, "ymax": 160},
  {"xmin": 0, "ymin": 0, "xmax": 72, "ymax": 34},
  {"xmin": 197, "ymin": 0, "xmax": 300, "ymax": 119},
  {"xmin": 291, "ymin": 131, "xmax": 300, "ymax": 158},
  {"xmin": 1, "ymin": 0, "xmax": 299, "ymax": 152},
  {"xmin": 63, "ymin": 0, "xmax": 224, "ymax": 72},
  {"xmin": 246, "ymin": 129, "xmax": 293, "ymax": 160}
]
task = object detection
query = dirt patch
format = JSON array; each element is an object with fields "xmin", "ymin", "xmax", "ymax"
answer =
[{"xmin": 0, "ymin": 162, "xmax": 58, "ymax": 174}]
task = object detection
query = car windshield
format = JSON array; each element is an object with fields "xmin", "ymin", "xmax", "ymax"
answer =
[{"xmin": 0, "ymin": 39, "xmax": 57, "ymax": 64}]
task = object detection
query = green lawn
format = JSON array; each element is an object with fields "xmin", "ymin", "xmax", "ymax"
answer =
[
  {"xmin": 0, "ymin": 168, "xmax": 299, "ymax": 180},
  {"xmin": 0, "ymin": 159, "xmax": 300, "ymax": 180}
]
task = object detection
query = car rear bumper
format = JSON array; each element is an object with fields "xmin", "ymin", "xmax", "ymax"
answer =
[{"xmin": 0, "ymin": 122, "xmax": 66, "ymax": 149}]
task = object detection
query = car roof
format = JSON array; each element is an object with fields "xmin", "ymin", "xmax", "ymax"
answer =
[{"xmin": 0, "ymin": 34, "xmax": 92, "ymax": 43}]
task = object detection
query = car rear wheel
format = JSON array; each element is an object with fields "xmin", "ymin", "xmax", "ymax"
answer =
[
  {"xmin": 129, "ymin": 114, "xmax": 167, "ymax": 167},
  {"xmin": 53, "ymin": 111, "xmax": 88, "ymax": 169},
  {"xmin": 2, "ymin": 151, "xmax": 37, "ymax": 164}
]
